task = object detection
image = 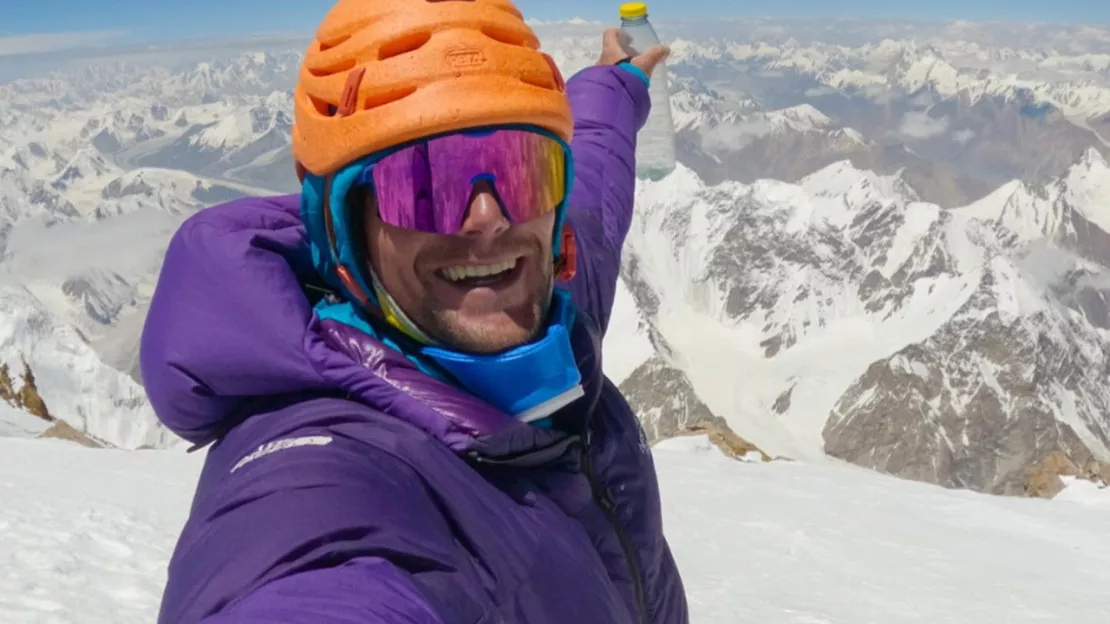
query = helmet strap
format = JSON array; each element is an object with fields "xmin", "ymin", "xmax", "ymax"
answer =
[
  {"xmin": 337, "ymin": 68, "xmax": 366, "ymax": 117},
  {"xmin": 555, "ymin": 224, "xmax": 577, "ymax": 281}
]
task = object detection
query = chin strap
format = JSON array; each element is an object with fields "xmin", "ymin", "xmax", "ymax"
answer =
[{"xmin": 368, "ymin": 267, "xmax": 439, "ymax": 345}]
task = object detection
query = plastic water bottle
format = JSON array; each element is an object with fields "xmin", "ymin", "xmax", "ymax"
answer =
[{"xmin": 619, "ymin": 2, "xmax": 676, "ymax": 181}]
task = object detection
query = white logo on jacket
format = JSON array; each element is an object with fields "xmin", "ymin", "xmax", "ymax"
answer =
[{"xmin": 230, "ymin": 436, "xmax": 334, "ymax": 473}]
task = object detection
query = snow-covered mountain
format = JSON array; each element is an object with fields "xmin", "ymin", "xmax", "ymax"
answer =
[
  {"xmin": 0, "ymin": 54, "xmax": 304, "ymax": 446},
  {"xmin": 963, "ymin": 148, "xmax": 1110, "ymax": 241},
  {"xmin": 132, "ymin": 94, "xmax": 295, "ymax": 191},
  {"xmin": 607, "ymin": 150, "xmax": 1110, "ymax": 494},
  {"xmin": 521, "ymin": 21, "xmax": 1110, "ymax": 207},
  {"xmin": 6, "ymin": 22, "xmax": 1110, "ymax": 488},
  {"xmin": 668, "ymin": 75, "xmax": 757, "ymax": 132},
  {"xmin": 665, "ymin": 36, "xmax": 1110, "ymax": 121}
]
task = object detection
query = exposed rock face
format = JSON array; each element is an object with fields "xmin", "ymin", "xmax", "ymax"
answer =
[
  {"xmin": 39, "ymin": 420, "xmax": 106, "ymax": 448},
  {"xmin": 0, "ymin": 358, "xmax": 50, "ymax": 421},
  {"xmin": 677, "ymin": 423, "xmax": 774, "ymax": 463},
  {"xmin": 823, "ymin": 326, "xmax": 1102, "ymax": 496},
  {"xmin": 1023, "ymin": 450, "xmax": 1110, "ymax": 499},
  {"xmin": 617, "ymin": 347, "xmax": 775, "ymax": 462},
  {"xmin": 619, "ymin": 355, "xmax": 730, "ymax": 443},
  {"xmin": 2, "ymin": 357, "xmax": 108, "ymax": 448}
]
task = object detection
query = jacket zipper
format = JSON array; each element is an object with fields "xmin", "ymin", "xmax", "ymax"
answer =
[
  {"xmin": 579, "ymin": 434, "xmax": 648, "ymax": 624},
  {"xmin": 465, "ymin": 435, "xmax": 582, "ymax": 468}
]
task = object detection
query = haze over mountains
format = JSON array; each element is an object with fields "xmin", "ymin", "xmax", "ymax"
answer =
[{"xmin": 5, "ymin": 18, "xmax": 1110, "ymax": 495}]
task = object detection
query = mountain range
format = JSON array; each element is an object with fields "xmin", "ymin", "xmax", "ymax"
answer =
[{"xmin": 5, "ymin": 19, "xmax": 1110, "ymax": 495}]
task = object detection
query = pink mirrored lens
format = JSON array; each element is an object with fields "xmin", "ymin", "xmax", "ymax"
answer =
[{"xmin": 370, "ymin": 129, "xmax": 567, "ymax": 234}]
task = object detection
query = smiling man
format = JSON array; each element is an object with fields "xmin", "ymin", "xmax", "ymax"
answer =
[
  {"xmin": 360, "ymin": 175, "xmax": 558, "ymax": 354},
  {"xmin": 140, "ymin": 0, "xmax": 689, "ymax": 622}
]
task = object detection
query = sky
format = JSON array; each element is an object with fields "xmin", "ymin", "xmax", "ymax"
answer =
[{"xmin": 2, "ymin": 0, "xmax": 1110, "ymax": 55}]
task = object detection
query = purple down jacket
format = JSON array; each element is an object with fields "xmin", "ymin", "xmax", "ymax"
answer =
[{"xmin": 141, "ymin": 64, "xmax": 688, "ymax": 624}]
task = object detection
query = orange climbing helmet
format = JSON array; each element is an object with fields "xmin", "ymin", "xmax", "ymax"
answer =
[{"xmin": 292, "ymin": 0, "xmax": 574, "ymax": 178}]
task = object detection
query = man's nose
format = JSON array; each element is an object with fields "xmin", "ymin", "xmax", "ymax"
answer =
[{"xmin": 457, "ymin": 180, "xmax": 510, "ymax": 240}]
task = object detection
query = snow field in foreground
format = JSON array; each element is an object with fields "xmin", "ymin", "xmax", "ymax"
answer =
[
  {"xmin": 3, "ymin": 435, "xmax": 1110, "ymax": 623},
  {"xmin": 0, "ymin": 439, "xmax": 198, "ymax": 624},
  {"xmin": 655, "ymin": 436, "xmax": 1110, "ymax": 622}
]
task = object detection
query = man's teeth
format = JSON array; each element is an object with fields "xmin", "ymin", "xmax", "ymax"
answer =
[{"xmin": 442, "ymin": 259, "xmax": 517, "ymax": 282}]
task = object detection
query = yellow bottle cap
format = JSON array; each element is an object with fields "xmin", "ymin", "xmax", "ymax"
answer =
[{"xmin": 620, "ymin": 2, "xmax": 648, "ymax": 19}]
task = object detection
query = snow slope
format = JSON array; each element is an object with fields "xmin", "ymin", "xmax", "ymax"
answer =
[
  {"xmin": 0, "ymin": 438, "xmax": 199, "ymax": 624},
  {"xmin": 3, "ymin": 435, "xmax": 1110, "ymax": 623},
  {"xmin": 655, "ymin": 436, "xmax": 1110, "ymax": 622},
  {"xmin": 0, "ymin": 403, "xmax": 48, "ymax": 439}
]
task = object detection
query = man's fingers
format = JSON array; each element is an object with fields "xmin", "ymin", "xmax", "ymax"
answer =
[
  {"xmin": 640, "ymin": 44, "xmax": 671, "ymax": 65},
  {"xmin": 633, "ymin": 44, "xmax": 671, "ymax": 76},
  {"xmin": 598, "ymin": 27, "xmax": 634, "ymax": 65},
  {"xmin": 602, "ymin": 28, "xmax": 622, "ymax": 50},
  {"xmin": 616, "ymin": 29, "xmax": 632, "ymax": 49},
  {"xmin": 598, "ymin": 28, "xmax": 668, "ymax": 69}
]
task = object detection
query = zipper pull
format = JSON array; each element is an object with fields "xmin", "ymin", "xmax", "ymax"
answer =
[{"xmin": 599, "ymin": 485, "xmax": 616, "ymax": 511}]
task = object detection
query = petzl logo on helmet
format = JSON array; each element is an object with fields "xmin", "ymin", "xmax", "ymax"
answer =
[{"xmin": 446, "ymin": 47, "xmax": 487, "ymax": 69}]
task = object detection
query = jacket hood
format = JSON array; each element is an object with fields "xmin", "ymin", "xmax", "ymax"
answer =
[{"xmin": 140, "ymin": 195, "xmax": 335, "ymax": 445}]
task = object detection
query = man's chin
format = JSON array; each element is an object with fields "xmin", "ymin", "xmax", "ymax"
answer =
[{"xmin": 431, "ymin": 311, "xmax": 541, "ymax": 355}]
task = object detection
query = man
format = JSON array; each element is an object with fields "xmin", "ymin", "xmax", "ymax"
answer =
[{"xmin": 141, "ymin": 0, "xmax": 688, "ymax": 622}]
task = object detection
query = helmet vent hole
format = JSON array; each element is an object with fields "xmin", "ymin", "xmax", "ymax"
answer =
[
  {"xmin": 364, "ymin": 85, "xmax": 418, "ymax": 110},
  {"xmin": 379, "ymin": 31, "xmax": 433, "ymax": 61},
  {"xmin": 307, "ymin": 94, "xmax": 335, "ymax": 116},
  {"xmin": 481, "ymin": 25, "xmax": 530, "ymax": 47},
  {"xmin": 519, "ymin": 74, "xmax": 555, "ymax": 90},
  {"xmin": 318, "ymin": 33, "xmax": 352, "ymax": 52},
  {"xmin": 307, "ymin": 57, "xmax": 357, "ymax": 78}
]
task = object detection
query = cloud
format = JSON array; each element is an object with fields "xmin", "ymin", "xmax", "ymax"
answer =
[
  {"xmin": 897, "ymin": 111, "xmax": 949, "ymax": 139},
  {"xmin": 524, "ymin": 17, "xmax": 603, "ymax": 27},
  {"xmin": 952, "ymin": 128, "xmax": 976, "ymax": 144},
  {"xmin": 804, "ymin": 85, "xmax": 837, "ymax": 97},
  {"xmin": 909, "ymin": 91, "xmax": 937, "ymax": 107},
  {"xmin": 0, "ymin": 30, "xmax": 127, "ymax": 57}
]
